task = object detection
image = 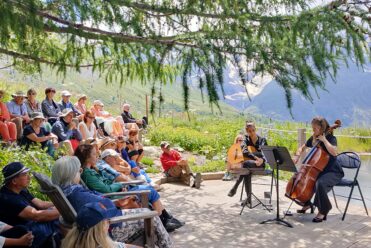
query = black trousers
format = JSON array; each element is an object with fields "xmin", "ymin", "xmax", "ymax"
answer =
[
  {"xmin": 1, "ymin": 225, "xmax": 29, "ymax": 248},
  {"xmin": 230, "ymin": 160, "xmax": 258, "ymax": 200},
  {"xmin": 313, "ymin": 171, "xmax": 343, "ymax": 215}
]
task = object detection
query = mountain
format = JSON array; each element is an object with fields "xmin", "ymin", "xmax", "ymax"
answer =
[{"xmin": 222, "ymin": 62, "xmax": 371, "ymax": 126}]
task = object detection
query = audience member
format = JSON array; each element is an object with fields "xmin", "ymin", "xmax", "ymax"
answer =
[
  {"xmin": 20, "ymin": 112, "xmax": 57, "ymax": 157},
  {"xmin": 74, "ymin": 94, "xmax": 88, "ymax": 115},
  {"xmin": 75, "ymin": 145, "xmax": 184, "ymax": 232},
  {"xmin": 52, "ymin": 156, "xmax": 174, "ymax": 246},
  {"xmin": 7, "ymin": 91, "xmax": 30, "ymax": 140},
  {"xmin": 51, "ymin": 108, "xmax": 82, "ymax": 155},
  {"xmin": 78, "ymin": 110, "xmax": 97, "ymax": 140},
  {"xmin": 91, "ymin": 100, "xmax": 124, "ymax": 137},
  {"xmin": 0, "ymin": 90, "xmax": 17, "ymax": 143},
  {"xmin": 61, "ymin": 202, "xmax": 139, "ymax": 248},
  {"xmin": 160, "ymin": 142, "xmax": 201, "ymax": 189},
  {"xmin": 25, "ymin": 88, "xmax": 52, "ymax": 133},
  {"xmin": 58, "ymin": 90, "xmax": 83, "ymax": 120},
  {"xmin": 121, "ymin": 104, "xmax": 147, "ymax": 129},
  {"xmin": 41, "ymin": 87, "xmax": 61, "ymax": 125},
  {"xmin": 0, "ymin": 162, "xmax": 60, "ymax": 247},
  {"xmin": 126, "ymin": 129, "xmax": 144, "ymax": 164}
]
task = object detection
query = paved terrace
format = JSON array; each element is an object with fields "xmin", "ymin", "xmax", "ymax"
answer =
[{"xmin": 159, "ymin": 177, "xmax": 371, "ymax": 248}]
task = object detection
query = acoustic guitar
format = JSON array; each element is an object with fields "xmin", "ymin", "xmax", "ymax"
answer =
[{"xmin": 227, "ymin": 143, "xmax": 257, "ymax": 165}]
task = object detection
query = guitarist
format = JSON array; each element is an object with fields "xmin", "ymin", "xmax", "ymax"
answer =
[{"xmin": 228, "ymin": 122, "xmax": 267, "ymax": 203}]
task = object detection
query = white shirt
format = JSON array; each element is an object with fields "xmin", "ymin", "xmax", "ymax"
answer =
[{"xmin": 78, "ymin": 121, "xmax": 96, "ymax": 139}]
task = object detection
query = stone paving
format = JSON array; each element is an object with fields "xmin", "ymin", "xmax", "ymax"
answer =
[{"xmin": 160, "ymin": 177, "xmax": 371, "ymax": 248}]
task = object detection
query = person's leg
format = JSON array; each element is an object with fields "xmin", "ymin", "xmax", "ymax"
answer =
[
  {"xmin": 11, "ymin": 117, "xmax": 23, "ymax": 140},
  {"xmin": 0, "ymin": 121, "xmax": 11, "ymax": 142},
  {"xmin": 313, "ymin": 172, "xmax": 343, "ymax": 217},
  {"xmin": 111, "ymin": 208, "xmax": 173, "ymax": 248},
  {"xmin": 45, "ymin": 140, "xmax": 55, "ymax": 157},
  {"xmin": 243, "ymin": 174, "xmax": 252, "ymax": 204},
  {"xmin": 228, "ymin": 175, "xmax": 244, "ymax": 197},
  {"xmin": 137, "ymin": 147, "xmax": 144, "ymax": 163}
]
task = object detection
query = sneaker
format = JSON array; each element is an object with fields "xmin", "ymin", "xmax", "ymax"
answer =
[
  {"xmin": 169, "ymin": 217, "xmax": 185, "ymax": 227},
  {"xmin": 222, "ymin": 172, "xmax": 229, "ymax": 181},
  {"xmin": 194, "ymin": 173, "xmax": 202, "ymax": 189},
  {"xmin": 164, "ymin": 218, "xmax": 183, "ymax": 232},
  {"xmin": 189, "ymin": 176, "xmax": 195, "ymax": 188},
  {"xmin": 228, "ymin": 188, "xmax": 237, "ymax": 197}
]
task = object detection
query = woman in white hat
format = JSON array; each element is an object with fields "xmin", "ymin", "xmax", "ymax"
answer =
[{"xmin": 20, "ymin": 112, "xmax": 58, "ymax": 156}]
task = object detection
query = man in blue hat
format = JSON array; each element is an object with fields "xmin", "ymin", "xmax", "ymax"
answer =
[{"xmin": 0, "ymin": 162, "xmax": 60, "ymax": 247}]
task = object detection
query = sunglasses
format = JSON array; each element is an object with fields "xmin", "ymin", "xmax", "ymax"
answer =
[{"xmin": 28, "ymin": 93, "xmax": 36, "ymax": 96}]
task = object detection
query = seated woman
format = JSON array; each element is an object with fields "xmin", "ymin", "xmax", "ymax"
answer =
[
  {"xmin": 41, "ymin": 87, "xmax": 61, "ymax": 125},
  {"xmin": 90, "ymin": 100, "xmax": 124, "ymax": 137},
  {"xmin": 116, "ymin": 136, "xmax": 154, "ymax": 186},
  {"xmin": 51, "ymin": 155, "xmax": 174, "ymax": 247},
  {"xmin": 126, "ymin": 129, "xmax": 144, "ymax": 164},
  {"xmin": 0, "ymin": 90, "xmax": 17, "ymax": 143},
  {"xmin": 61, "ymin": 202, "xmax": 139, "ymax": 248},
  {"xmin": 74, "ymin": 144, "xmax": 183, "ymax": 232},
  {"xmin": 74, "ymin": 94, "xmax": 88, "ymax": 115},
  {"xmin": 20, "ymin": 112, "xmax": 58, "ymax": 157},
  {"xmin": 227, "ymin": 122, "xmax": 267, "ymax": 200},
  {"xmin": 25, "ymin": 88, "xmax": 52, "ymax": 132},
  {"xmin": 223, "ymin": 134, "xmax": 244, "ymax": 181},
  {"xmin": 78, "ymin": 110, "xmax": 97, "ymax": 141}
]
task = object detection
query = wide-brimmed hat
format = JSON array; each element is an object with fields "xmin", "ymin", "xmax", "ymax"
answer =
[
  {"xmin": 101, "ymin": 149, "xmax": 119, "ymax": 159},
  {"xmin": 160, "ymin": 141, "xmax": 170, "ymax": 149},
  {"xmin": 30, "ymin": 112, "xmax": 46, "ymax": 121},
  {"xmin": 61, "ymin": 90, "xmax": 72, "ymax": 97},
  {"xmin": 77, "ymin": 94, "xmax": 87, "ymax": 100},
  {"xmin": 98, "ymin": 137, "xmax": 116, "ymax": 150},
  {"xmin": 60, "ymin": 108, "xmax": 74, "ymax": 117},
  {"xmin": 76, "ymin": 202, "xmax": 117, "ymax": 231},
  {"xmin": 11, "ymin": 91, "xmax": 26, "ymax": 98},
  {"xmin": 2, "ymin": 162, "xmax": 30, "ymax": 184}
]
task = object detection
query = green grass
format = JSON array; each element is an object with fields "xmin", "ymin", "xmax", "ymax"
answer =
[{"xmin": 141, "ymin": 156, "xmax": 155, "ymax": 166}]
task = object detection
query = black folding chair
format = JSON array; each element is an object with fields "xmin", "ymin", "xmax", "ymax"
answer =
[{"xmin": 332, "ymin": 152, "xmax": 369, "ymax": 221}]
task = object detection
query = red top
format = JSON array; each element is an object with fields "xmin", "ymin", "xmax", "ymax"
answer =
[
  {"xmin": 0, "ymin": 102, "xmax": 10, "ymax": 121},
  {"xmin": 160, "ymin": 149, "xmax": 181, "ymax": 171}
]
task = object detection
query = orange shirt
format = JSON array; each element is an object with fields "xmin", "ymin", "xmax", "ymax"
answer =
[{"xmin": 0, "ymin": 102, "xmax": 10, "ymax": 121}]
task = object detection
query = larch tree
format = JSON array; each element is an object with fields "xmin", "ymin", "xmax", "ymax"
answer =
[{"xmin": 0, "ymin": 0, "xmax": 370, "ymax": 113}]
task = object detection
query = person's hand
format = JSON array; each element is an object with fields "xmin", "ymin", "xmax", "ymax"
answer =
[
  {"xmin": 317, "ymin": 134, "xmax": 326, "ymax": 142},
  {"xmin": 17, "ymin": 232, "xmax": 33, "ymax": 247},
  {"xmin": 136, "ymin": 119, "xmax": 143, "ymax": 124},
  {"xmin": 255, "ymin": 157, "xmax": 264, "ymax": 167},
  {"xmin": 68, "ymin": 121, "xmax": 77, "ymax": 130},
  {"xmin": 23, "ymin": 115, "xmax": 30, "ymax": 123}
]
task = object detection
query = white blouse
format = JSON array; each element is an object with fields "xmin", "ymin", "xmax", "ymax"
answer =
[{"xmin": 78, "ymin": 121, "xmax": 96, "ymax": 139}]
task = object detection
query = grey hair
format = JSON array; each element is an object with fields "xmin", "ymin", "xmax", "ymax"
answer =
[{"xmin": 52, "ymin": 156, "xmax": 81, "ymax": 187}]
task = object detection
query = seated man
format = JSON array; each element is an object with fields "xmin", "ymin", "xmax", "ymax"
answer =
[
  {"xmin": 0, "ymin": 162, "xmax": 60, "ymax": 247},
  {"xmin": 160, "ymin": 141, "xmax": 201, "ymax": 189},
  {"xmin": 58, "ymin": 90, "xmax": 83, "ymax": 121},
  {"xmin": 51, "ymin": 108, "xmax": 82, "ymax": 155},
  {"xmin": 121, "ymin": 104, "xmax": 147, "ymax": 129},
  {"xmin": 6, "ymin": 91, "xmax": 30, "ymax": 140},
  {"xmin": 0, "ymin": 221, "xmax": 33, "ymax": 247}
]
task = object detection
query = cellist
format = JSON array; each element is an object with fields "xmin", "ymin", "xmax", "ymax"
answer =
[
  {"xmin": 293, "ymin": 116, "xmax": 344, "ymax": 222},
  {"xmin": 227, "ymin": 122, "xmax": 266, "ymax": 201}
]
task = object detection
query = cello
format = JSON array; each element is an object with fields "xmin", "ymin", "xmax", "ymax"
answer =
[{"xmin": 285, "ymin": 120, "xmax": 341, "ymax": 205}]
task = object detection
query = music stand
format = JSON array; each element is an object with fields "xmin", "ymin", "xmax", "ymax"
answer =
[{"xmin": 260, "ymin": 146, "xmax": 297, "ymax": 228}]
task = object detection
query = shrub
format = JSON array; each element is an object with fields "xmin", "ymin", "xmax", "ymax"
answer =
[{"xmin": 0, "ymin": 146, "xmax": 54, "ymax": 200}]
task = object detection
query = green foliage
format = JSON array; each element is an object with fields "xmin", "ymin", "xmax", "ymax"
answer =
[
  {"xmin": 0, "ymin": 0, "xmax": 369, "ymax": 113},
  {"xmin": 0, "ymin": 146, "xmax": 54, "ymax": 200},
  {"xmin": 141, "ymin": 156, "xmax": 154, "ymax": 166},
  {"xmin": 190, "ymin": 160, "xmax": 225, "ymax": 173},
  {"xmin": 145, "ymin": 166, "xmax": 161, "ymax": 174}
]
